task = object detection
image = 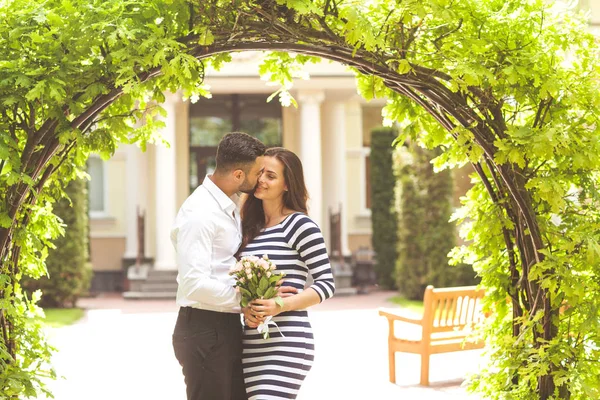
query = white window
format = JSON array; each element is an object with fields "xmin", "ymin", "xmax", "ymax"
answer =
[{"xmin": 88, "ymin": 156, "xmax": 107, "ymax": 217}]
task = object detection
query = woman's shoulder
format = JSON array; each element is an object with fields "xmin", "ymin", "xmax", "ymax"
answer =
[{"xmin": 283, "ymin": 212, "xmax": 321, "ymax": 231}]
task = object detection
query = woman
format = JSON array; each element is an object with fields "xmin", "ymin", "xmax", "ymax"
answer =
[{"xmin": 239, "ymin": 147, "xmax": 336, "ymax": 400}]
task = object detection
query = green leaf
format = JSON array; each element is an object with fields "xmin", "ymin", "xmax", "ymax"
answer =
[
  {"xmin": 25, "ymin": 81, "xmax": 46, "ymax": 101},
  {"xmin": 198, "ymin": 28, "xmax": 214, "ymax": 46},
  {"xmin": 277, "ymin": 0, "xmax": 318, "ymax": 15},
  {"xmin": 248, "ymin": 279, "xmax": 257, "ymax": 294},
  {"xmin": 397, "ymin": 60, "xmax": 412, "ymax": 75},
  {"xmin": 0, "ymin": 213, "xmax": 12, "ymax": 228},
  {"xmin": 239, "ymin": 287, "xmax": 252, "ymax": 298},
  {"xmin": 258, "ymin": 277, "xmax": 269, "ymax": 293},
  {"xmin": 356, "ymin": 75, "xmax": 386, "ymax": 101},
  {"xmin": 263, "ymin": 286, "xmax": 276, "ymax": 299},
  {"xmin": 586, "ymin": 239, "xmax": 600, "ymax": 265},
  {"xmin": 274, "ymin": 296, "xmax": 284, "ymax": 308}
]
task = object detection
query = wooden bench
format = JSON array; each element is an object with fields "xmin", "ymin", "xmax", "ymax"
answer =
[{"xmin": 378, "ymin": 285, "xmax": 485, "ymax": 386}]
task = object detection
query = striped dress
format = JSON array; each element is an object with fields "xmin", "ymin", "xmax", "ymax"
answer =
[{"xmin": 241, "ymin": 212, "xmax": 336, "ymax": 400}]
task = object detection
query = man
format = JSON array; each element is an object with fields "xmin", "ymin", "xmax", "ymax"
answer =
[{"xmin": 171, "ymin": 132, "xmax": 266, "ymax": 400}]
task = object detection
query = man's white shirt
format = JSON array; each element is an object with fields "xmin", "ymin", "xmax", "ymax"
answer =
[{"xmin": 171, "ymin": 176, "xmax": 242, "ymax": 313}]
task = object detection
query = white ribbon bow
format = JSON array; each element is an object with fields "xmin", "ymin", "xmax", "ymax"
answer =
[{"xmin": 257, "ymin": 316, "xmax": 286, "ymax": 340}]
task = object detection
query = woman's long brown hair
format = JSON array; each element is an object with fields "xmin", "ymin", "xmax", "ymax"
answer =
[{"xmin": 238, "ymin": 147, "xmax": 309, "ymax": 255}]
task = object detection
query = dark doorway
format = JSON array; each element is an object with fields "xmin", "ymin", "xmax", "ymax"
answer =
[{"xmin": 189, "ymin": 93, "xmax": 283, "ymax": 193}]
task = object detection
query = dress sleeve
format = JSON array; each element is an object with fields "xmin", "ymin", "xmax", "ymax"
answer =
[{"xmin": 288, "ymin": 216, "xmax": 336, "ymax": 302}]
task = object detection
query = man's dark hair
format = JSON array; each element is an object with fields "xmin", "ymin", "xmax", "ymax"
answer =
[{"xmin": 215, "ymin": 132, "xmax": 266, "ymax": 173}]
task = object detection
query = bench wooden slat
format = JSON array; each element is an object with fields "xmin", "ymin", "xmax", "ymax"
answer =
[{"xmin": 378, "ymin": 285, "xmax": 485, "ymax": 386}]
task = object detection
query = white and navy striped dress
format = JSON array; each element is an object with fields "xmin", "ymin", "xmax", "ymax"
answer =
[{"xmin": 240, "ymin": 212, "xmax": 336, "ymax": 400}]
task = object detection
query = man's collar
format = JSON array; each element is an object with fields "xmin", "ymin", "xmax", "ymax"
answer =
[{"xmin": 202, "ymin": 175, "xmax": 238, "ymax": 212}]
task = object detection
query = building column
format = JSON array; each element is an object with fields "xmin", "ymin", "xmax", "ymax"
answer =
[
  {"xmin": 154, "ymin": 93, "xmax": 178, "ymax": 270},
  {"xmin": 138, "ymin": 145, "xmax": 150, "ymax": 256},
  {"xmin": 344, "ymin": 99, "xmax": 367, "ymax": 248},
  {"xmin": 298, "ymin": 90, "xmax": 325, "ymax": 229},
  {"xmin": 324, "ymin": 102, "xmax": 351, "ymax": 256},
  {"xmin": 123, "ymin": 143, "xmax": 150, "ymax": 263},
  {"xmin": 123, "ymin": 144, "xmax": 140, "ymax": 260}
]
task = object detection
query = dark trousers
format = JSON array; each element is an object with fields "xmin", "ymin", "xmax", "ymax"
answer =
[{"xmin": 173, "ymin": 307, "xmax": 247, "ymax": 400}]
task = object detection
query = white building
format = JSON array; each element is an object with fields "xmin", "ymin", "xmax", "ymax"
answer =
[{"xmin": 88, "ymin": 54, "xmax": 388, "ymax": 293}]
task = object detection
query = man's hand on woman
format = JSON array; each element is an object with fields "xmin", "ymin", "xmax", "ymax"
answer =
[
  {"xmin": 242, "ymin": 307, "xmax": 261, "ymax": 328},
  {"xmin": 277, "ymin": 285, "xmax": 298, "ymax": 298}
]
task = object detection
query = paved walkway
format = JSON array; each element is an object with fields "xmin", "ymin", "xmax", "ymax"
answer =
[{"xmin": 40, "ymin": 290, "xmax": 482, "ymax": 400}]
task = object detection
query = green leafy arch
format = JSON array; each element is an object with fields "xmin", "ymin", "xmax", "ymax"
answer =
[{"xmin": 2, "ymin": 1, "xmax": 600, "ymax": 398}]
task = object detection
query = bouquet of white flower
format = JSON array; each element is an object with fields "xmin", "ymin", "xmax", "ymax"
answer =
[{"xmin": 229, "ymin": 255, "xmax": 285, "ymax": 339}]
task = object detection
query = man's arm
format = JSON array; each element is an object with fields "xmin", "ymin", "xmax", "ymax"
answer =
[{"xmin": 174, "ymin": 216, "xmax": 240, "ymax": 309}]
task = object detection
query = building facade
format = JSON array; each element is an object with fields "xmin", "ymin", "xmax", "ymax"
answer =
[{"xmin": 89, "ymin": 54, "xmax": 387, "ymax": 291}]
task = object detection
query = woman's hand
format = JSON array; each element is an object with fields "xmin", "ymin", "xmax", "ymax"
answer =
[
  {"xmin": 242, "ymin": 306, "xmax": 262, "ymax": 328},
  {"xmin": 250, "ymin": 298, "xmax": 286, "ymax": 318}
]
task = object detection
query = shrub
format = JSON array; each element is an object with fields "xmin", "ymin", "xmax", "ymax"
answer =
[
  {"xmin": 370, "ymin": 127, "xmax": 399, "ymax": 289},
  {"xmin": 395, "ymin": 143, "xmax": 476, "ymax": 300},
  {"xmin": 24, "ymin": 178, "xmax": 92, "ymax": 308}
]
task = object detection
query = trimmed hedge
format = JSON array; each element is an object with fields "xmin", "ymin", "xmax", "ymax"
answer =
[
  {"xmin": 24, "ymin": 178, "xmax": 92, "ymax": 308},
  {"xmin": 395, "ymin": 143, "xmax": 476, "ymax": 300},
  {"xmin": 370, "ymin": 127, "xmax": 399, "ymax": 289}
]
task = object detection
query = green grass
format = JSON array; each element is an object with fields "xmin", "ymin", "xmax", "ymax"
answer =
[
  {"xmin": 387, "ymin": 296, "xmax": 425, "ymax": 315},
  {"xmin": 42, "ymin": 308, "xmax": 85, "ymax": 328}
]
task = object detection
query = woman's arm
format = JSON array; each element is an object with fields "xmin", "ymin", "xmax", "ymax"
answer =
[{"xmin": 250, "ymin": 287, "xmax": 321, "ymax": 318}]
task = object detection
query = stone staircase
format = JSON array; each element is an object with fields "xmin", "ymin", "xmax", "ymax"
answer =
[
  {"xmin": 123, "ymin": 255, "xmax": 358, "ymax": 299},
  {"xmin": 123, "ymin": 265, "xmax": 178, "ymax": 299},
  {"xmin": 330, "ymin": 259, "xmax": 357, "ymax": 296}
]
